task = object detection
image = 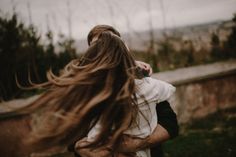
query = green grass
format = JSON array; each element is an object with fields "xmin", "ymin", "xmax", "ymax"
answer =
[{"xmin": 163, "ymin": 108, "xmax": 236, "ymax": 157}]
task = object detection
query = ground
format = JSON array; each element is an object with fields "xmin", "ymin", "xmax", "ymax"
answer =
[{"xmin": 163, "ymin": 107, "xmax": 236, "ymax": 157}]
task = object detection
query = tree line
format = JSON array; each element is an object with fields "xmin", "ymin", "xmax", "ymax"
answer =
[{"xmin": 0, "ymin": 13, "xmax": 77, "ymax": 101}]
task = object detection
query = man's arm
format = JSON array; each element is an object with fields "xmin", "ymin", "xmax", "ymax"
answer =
[
  {"xmin": 150, "ymin": 100, "xmax": 179, "ymax": 157},
  {"xmin": 121, "ymin": 100, "xmax": 179, "ymax": 150},
  {"xmin": 156, "ymin": 101, "xmax": 179, "ymax": 139},
  {"xmin": 72, "ymin": 125, "xmax": 169, "ymax": 157}
]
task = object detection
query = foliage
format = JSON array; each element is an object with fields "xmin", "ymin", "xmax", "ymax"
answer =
[
  {"xmin": 223, "ymin": 14, "xmax": 236, "ymax": 58},
  {"xmin": 1, "ymin": 12, "xmax": 236, "ymax": 100},
  {"xmin": 210, "ymin": 32, "xmax": 222, "ymax": 59},
  {"xmin": 0, "ymin": 13, "xmax": 77, "ymax": 100}
]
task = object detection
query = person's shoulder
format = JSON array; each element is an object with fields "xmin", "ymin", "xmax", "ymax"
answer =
[
  {"xmin": 135, "ymin": 77, "xmax": 175, "ymax": 90},
  {"xmin": 145, "ymin": 77, "xmax": 170, "ymax": 84},
  {"xmin": 135, "ymin": 77, "xmax": 176, "ymax": 103}
]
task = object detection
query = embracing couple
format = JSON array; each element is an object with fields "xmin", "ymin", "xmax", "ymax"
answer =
[
  {"xmin": 69, "ymin": 25, "xmax": 179, "ymax": 157},
  {"xmin": 4, "ymin": 25, "xmax": 178, "ymax": 157}
]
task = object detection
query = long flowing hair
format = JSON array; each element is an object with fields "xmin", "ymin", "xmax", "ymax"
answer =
[{"xmin": 10, "ymin": 25, "xmax": 144, "ymax": 152}]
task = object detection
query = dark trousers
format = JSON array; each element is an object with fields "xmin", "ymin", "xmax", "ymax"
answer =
[{"xmin": 150, "ymin": 145, "xmax": 163, "ymax": 157}]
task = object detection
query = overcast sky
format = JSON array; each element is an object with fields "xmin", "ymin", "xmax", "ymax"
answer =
[{"xmin": 0, "ymin": 0, "xmax": 235, "ymax": 40}]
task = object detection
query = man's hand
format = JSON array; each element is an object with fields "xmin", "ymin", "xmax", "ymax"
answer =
[
  {"xmin": 75, "ymin": 139, "xmax": 111, "ymax": 157},
  {"xmin": 118, "ymin": 135, "xmax": 148, "ymax": 153},
  {"xmin": 146, "ymin": 124, "xmax": 170, "ymax": 148},
  {"xmin": 76, "ymin": 147, "xmax": 111, "ymax": 157},
  {"xmin": 74, "ymin": 138, "xmax": 137, "ymax": 157},
  {"xmin": 118, "ymin": 124, "xmax": 170, "ymax": 153},
  {"xmin": 74, "ymin": 124, "xmax": 170, "ymax": 157},
  {"xmin": 135, "ymin": 61, "xmax": 153, "ymax": 76},
  {"xmin": 75, "ymin": 141, "xmax": 134, "ymax": 157}
]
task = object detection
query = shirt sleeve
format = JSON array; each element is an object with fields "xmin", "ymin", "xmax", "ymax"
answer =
[
  {"xmin": 156, "ymin": 101, "xmax": 179, "ymax": 139},
  {"xmin": 135, "ymin": 77, "xmax": 176, "ymax": 104}
]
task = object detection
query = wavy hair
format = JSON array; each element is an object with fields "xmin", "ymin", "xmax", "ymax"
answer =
[{"xmin": 12, "ymin": 25, "xmax": 144, "ymax": 152}]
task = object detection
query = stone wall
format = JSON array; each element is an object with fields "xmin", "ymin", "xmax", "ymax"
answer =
[
  {"xmin": 153, "ymin": 59, "xmax": 236, "ymax": 124},
  {"xmin": 1, "ymin": 60, "xmax": 236, "ymax": 124}
]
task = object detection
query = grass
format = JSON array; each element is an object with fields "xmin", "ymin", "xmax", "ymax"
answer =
[
  {"xmin": 163, "ymin": 108, "xmax": 236, "ymax": 157},
  {"xmin": 50, "ymin": 108, "xmax": 236, "ymax": 157}
]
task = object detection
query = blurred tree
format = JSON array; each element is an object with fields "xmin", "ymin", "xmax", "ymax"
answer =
[
  {"xmin": 0, "ymin": 13, "xmax": 34, "ymax": 100},
  {"xmin": 156, "ymin": 37, "xmax": 175, "ymax": 71},
  {"xmin": 56, "ymin": 33, "xmax": 77, "ymax": 75},
  {"xmin": 210, "ymin": 32, "xmax": 222, "ymax": 59},
  {"xmin": 223, "ymin": 14, "xmax": 236, "ymax": 58},
  {"xmin": 0, "ymin": 13, "xmax": 77, "ymax": 101},
  {"xmin": 176, "ymin": 40, "xmax": 195, "ymax": 68}
]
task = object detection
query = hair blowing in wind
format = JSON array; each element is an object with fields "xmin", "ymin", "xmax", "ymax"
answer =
[{"xmin": 11, "ymin": 25, "xmax": 145, "ymax": 152}]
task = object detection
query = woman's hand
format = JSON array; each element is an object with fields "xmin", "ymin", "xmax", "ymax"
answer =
[{"xmin": 135, "ymin": 61, "xmax": 153, "ymax": 76}]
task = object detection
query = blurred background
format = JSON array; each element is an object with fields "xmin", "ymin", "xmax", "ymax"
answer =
[{"xmin": 0, "ymin": 0, "xmax": 236, "ymax": 156}]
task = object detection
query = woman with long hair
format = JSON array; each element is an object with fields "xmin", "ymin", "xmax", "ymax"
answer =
[
  {"xmin": 7, "ymin": 25, "xmax": 175, "ymax": 157},
  {"xmin": 71, "ymin": 25, "xmax": 175, "ymax": 157}
]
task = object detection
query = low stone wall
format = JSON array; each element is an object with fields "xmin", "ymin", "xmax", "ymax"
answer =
[
  {"xmin": 152, "ymin": 59, "xmax": 236, "ymax": 124},
  {"xmin": 1, "ymin": 60, "xmax": 236, "ymax": 124}
]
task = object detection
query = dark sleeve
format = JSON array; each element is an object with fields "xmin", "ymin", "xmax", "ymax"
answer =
[
  {"xmin": 156, "ymin": 101, "xmax": 179, "ymax": 139},
  {"xmin": 150, "ymin": 101, "xmax": 179, "ymax": 157}
]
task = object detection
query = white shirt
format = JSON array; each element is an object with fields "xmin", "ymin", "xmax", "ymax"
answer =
[{"xmin": 87, "ymin": 77, "xmax": 176, "ymax": 157}]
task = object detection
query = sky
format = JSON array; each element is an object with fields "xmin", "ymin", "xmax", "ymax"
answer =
[{"xmin": 0, "ymin": 0, "xmax": 235, "ymax": 40}]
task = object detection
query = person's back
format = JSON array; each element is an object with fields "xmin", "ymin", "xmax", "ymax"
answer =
[
  {"xmin": 87, "ymin": 77, "xmax": 175, "ymax": 157},
  {"xmin": 127, "ymin": 77, "xmax": 175, "ymax": 157}
]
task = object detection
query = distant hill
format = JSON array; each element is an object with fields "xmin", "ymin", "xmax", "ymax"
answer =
[{"xmin": 74, "ymin": 20, "xmax": 233, "ymax": 53}]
